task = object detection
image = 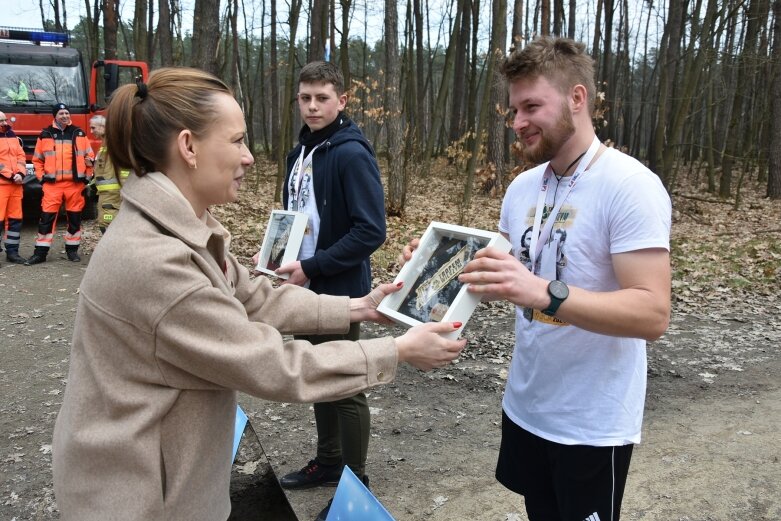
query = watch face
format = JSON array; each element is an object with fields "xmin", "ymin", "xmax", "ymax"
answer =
[{"xmin": 549, "ymin": 280, "xmax": 569, "ymax": 299}]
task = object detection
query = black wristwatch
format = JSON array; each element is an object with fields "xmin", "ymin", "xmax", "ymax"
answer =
[{"xmin": 542, "ymin": 280, "xmax": 569, "ymax": 317}]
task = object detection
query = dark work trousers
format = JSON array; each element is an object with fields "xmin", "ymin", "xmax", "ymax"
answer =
[{"xmin": 297, "ymin": 322, "xmax": 369, "ymax": 477}]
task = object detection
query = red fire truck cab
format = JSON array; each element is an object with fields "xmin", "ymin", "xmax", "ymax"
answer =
[{"xmin": 0, "ymin": 27, "xmax": 148, "ymax": 220}]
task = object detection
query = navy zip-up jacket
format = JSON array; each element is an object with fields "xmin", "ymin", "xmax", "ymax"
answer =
[{"xmin": 283, "ymin": 120, "xmax": 386, "ymax": 298}]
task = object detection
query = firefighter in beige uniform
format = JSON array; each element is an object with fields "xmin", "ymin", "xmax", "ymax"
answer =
[{"xmin": 89, "ymin": 115, "xmax": 130, "ymax": 234}]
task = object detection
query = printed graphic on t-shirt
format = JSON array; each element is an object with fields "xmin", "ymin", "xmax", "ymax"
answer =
[{"xmin": 519, "ymin": 202, "xmax": 576, "ymax": 326}]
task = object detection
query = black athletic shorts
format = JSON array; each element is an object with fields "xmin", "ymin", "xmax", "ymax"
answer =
[{"xmin": 495, "ymin": 410, "xmax": 633, "ymax": 521}]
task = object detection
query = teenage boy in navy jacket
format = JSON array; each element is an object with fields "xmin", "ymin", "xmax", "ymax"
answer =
[{"xmin": 274, "ymin": 61, "xmax": 386, "ymax": 521}]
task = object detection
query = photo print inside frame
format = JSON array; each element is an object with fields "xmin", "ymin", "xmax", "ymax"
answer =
[
  {"xmin": 378, "ymin": 222, "xmax": 511, "ymax": 339},
  {"xmin": 255, "ymin": 210, "xmax": 308, "ymax": 279}
]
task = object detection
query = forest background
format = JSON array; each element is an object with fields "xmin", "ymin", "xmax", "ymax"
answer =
[{"xmin": 11, "ymin": 0, "xmax": 781, "ymax": 316}]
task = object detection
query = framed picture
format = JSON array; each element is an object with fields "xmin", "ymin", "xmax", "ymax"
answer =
[
  {"xmin": 255, "ymin": 210, "xmax": 308, "ymax": 279},
  {"xmin": 377, "ymin": 222, "xmax": 511, "ymax": 339}
]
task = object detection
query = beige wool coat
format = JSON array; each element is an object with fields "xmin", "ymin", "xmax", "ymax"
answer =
[{"xmin": 52, "ymin": 172, "xmax": 397, "ymax": 520}]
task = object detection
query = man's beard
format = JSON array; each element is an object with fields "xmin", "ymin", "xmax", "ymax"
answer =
[{"xmin": 520, "ymin": 103, "xmax": 576, "ymax": 165}]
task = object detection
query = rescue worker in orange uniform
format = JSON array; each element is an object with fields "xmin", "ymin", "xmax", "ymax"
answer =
[
  {"xmin": 0, "ymin": 111, "xmax": 28, "ymax": 265},
  {"xmin": 90, "ymin": 115, "xmax": 130, "ymax": 234},
  {"xmin": 27, "ymin": 103, "xmax": 94, "ymax": 264}
]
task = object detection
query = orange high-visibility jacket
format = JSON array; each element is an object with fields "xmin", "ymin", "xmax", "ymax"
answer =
[
  {"xmin": 33, "ymin": 121, "xmax": 94, "ymax": 183},
  {"xmin": 0, "ymin": 127, "xmax": 26, "ymax": 184}
]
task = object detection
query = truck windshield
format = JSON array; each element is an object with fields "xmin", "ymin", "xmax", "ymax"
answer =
[{"xmin": 0, "ymin": 62, "xmax": 85, "ymax": 109}]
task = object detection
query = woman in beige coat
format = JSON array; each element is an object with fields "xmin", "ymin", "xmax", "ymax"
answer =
[{"xmin": 51, "ymin": 68, "xmax": 466, "ymax": 520}]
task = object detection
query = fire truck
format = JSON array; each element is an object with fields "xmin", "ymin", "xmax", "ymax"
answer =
[{"xmin": 0, "ymin": 27, "xmax": 149, "ymax": 220}]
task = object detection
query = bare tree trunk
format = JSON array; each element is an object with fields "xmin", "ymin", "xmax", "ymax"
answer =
[
  {"xmin": 661, "ymin": 0, "xmax": 718, "ymax": 192},
  {"xmin": 275, "ymin": 0, "xmax": 303, "ymax": 202},
  {"xmin": 133, "ymin": 0, "xmax": 149, "ymax": 62},
  {"xmin": 270, "ymin": 0, "xmax": 280, "ymax": 158},
  {"xmin": 309, "ymin": 0, "xmax": 328, "ymax": 62},
  {"xmin": 104, "ymin": 0, "xmax": 118, "ymax": 60},
  {"xmin": 650, "ymin": 0, "xmax": 684, "ymax": 184},
  {"xmin": 339, "ymin": 0, "xmax": 352, "ymax": 85},
  {"xmin": 540, "ymin": 0, "xmax": 550, "ymax": 35},
  {"xmin": 486, "ymin": 0, "xmax": 507, "ymax": 193},
  {"xmin": 229, "ymin": 0, "xmax": 240, "ymax": 93},
  {"xmin": 82, "ymin": 0, "xmax": 100, "ymax": 67},
  {"xmin": 592, "ymin": 0, "xmax": 602, "ymax": 60},
  {"xmin": 385, "ymin": 0, "xmax": 406, "ymax": 216},
  {"xmin": 510, "ymin": 0, "xmax": 523, "ymax": 51},
  {"xmin": 552, "ymin": 0, "xmax": 562, "ymax": 36},
  {"xmin": 449, "ymin": 0, "xmax": 470, "ymax": 144},
  {"xmin": 721, "ymin": 0, "xmax": 762, "ymax": 199},
  {"xmin": 158, "ymin": 0, "xmax": 174, "ymax": 66},
  {"xmin": 567, "ymin": 0, "xmax": 575, "ymax": 39},
  {"xmin": 422, "ymin": 0, "xmax": 463, "ymax": 175},
  {"xmin": 767, "ymin": 0, "xmax": 781, "ymax": 198},
  {"xmin": 191, "ymin": 0, "xmax": 221, "ymax": 75},
  {"xmin": 414, "ymin": 0, "xmax": 426, "ymax": 142},
  {"xmin": 461, "ymin": 7, "xmax": 498, "ymax": 223}
]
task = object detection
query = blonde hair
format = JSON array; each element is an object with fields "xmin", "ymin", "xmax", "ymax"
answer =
[
  {"xmin": 106, "ymin": 67, "xmax": 232, "ymax": 176},
  {"xmin": 501, "ymin": 37, "xmax": 596, "ymax": 114}
]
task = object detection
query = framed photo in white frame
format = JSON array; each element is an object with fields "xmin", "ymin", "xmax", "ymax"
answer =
[
  {"xmin": 377, "ymin": 221, "xmax": 511, "ymax": 339},
  {"xmin": 255, "ymin": 210, "xmax": 308, "ymax": 279}
]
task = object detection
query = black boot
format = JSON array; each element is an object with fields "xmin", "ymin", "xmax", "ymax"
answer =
[
  {"xmin": 6, "ymin": 251, "xmax": 27, "ymax": 264},
  {"xmin": 25, "ymin": 247, "xmax": 48, "ymax": 265},
  {"xmin": 65, "ymin": 245, "xmax": 81, "ymax": 262}
]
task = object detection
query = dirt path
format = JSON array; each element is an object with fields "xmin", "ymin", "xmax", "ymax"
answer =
[{"xmin": 1, "ymin": 223, "xmax": 779, "ymax": 520}]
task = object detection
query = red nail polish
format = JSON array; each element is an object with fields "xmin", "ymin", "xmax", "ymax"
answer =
[
  {"xmin": 453, "ymin": 322, "xmax": 462, "ymax": 328},
  {"xmin": 396, "ymin": 281, "xmax": 403, "ymax": 287}
]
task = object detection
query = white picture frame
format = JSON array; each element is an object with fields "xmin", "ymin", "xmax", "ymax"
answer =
[
  {"xmin": 377, "ymin": 221, "xmax": 512, "ymax": 339},
  {"xmin": 255, "ymin": 210, "xmax": 308, "ymax": 279}
]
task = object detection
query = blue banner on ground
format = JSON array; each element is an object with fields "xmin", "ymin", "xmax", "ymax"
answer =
[
  {"xmin": 326, "ymin": 466, "xmax": 395, "ymax": 520},
  {"xmin": 233, "ymin": 405, "xmax": 248, "ymax": 462}
]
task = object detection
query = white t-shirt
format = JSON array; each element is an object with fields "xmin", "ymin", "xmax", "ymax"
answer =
[
  {"xmin": 499, "ymin": 146, "xmax": 671, "ymax": 446},
  {"xmin": 288, "ymin": 145, "xmax": 322, "ymax": 263}
]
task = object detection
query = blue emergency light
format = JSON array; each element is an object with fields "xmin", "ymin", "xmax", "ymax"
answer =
[{"xmin": 0, "ymin": 27, "xmax": 70, "ymax": 45}]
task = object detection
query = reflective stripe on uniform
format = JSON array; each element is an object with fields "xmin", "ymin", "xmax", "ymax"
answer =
[{"xmin": 95, "ymin": 180, "xmax": 121, "ymax": 191}]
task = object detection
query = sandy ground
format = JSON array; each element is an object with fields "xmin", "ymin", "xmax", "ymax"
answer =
[{"xmin": 1, "ymin": 223, "xmax": 779, "ymax": 520}]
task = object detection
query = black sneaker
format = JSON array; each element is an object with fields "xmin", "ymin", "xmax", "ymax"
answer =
[
  {"xmin": 314, "ymin": 475, "xmax": 369, "ymax": 521},
  {"xmin": 66, "ymin": 250, "xmax": 81, "ymax": 262},
  {"xmin": 279, "ymin": 459, "xmax": 342, "ymax": 490}
]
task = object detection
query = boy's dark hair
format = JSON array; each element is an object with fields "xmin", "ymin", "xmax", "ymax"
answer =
[
  {"xmin": 298, "ymin": 61, "xmax": 345, "ymax": 95},
  {"xmin": 500, "ymin": 36, "xmax": 596, "ymax": 114}
]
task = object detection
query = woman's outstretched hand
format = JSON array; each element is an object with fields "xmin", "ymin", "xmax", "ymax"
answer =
[
  {"xmin": 350, "ymin": 282, "xmax": 404, "ymax": 324},
  {"xmin": 395, "ymin": 322, "xmax": 467, "ymax": 371}
]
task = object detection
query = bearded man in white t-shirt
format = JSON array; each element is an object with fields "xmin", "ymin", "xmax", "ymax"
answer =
[{"xmin": 457, "ymin": 37, "xmax": 672, "ymax": 521}]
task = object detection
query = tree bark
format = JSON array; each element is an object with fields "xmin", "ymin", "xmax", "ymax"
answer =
[
  {"xmin": 339, "ymin": 0, "xmax": 352, "ymax": 86},
  {"xmin": 270, "ymin": 0, "xmax": 280, "ymax": 158},
  {"xmin": 133, "ymin": 0, "xmax": 149, "ymax": 62},
  {"xmin": 309, "ymin": 0, "xmax": 328, "ymax": 62},
  {"xmin": 103, "ymin": 0, "xmax": 118, "ymax": 60},
  {"xmin": 768, "ymin": 0, "xmax": 781, "ymax": 198},
  {"xmin": 510, "ymin": 0, "xmax": 522, "ymax": 52},
  {"xmin": 486, "ymin": 0, "xmax": 507, "ymax": 193},
  {"xmin": 721, "ymin": 0, "xmax": 762, "ymax": 199},
  {"xmin": 191, "ymin": 0, "xmax": 221, "ymax": 75},
  {"xmin": 275, "ymin": 0, "xmax": 303, "ymax": 202},
  {"xmin": 385, "ymin": 0, "xmax": 406, "ymax": 216},
  {"xmin": 157, "ymin": 0, "xmax": 174, "ymax": 66},
  {"xmin": 449, "ymin": 0, "xmax": 470, "ymax": 144}
]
